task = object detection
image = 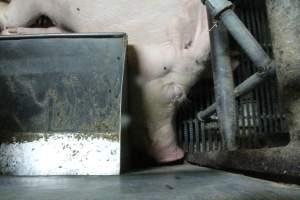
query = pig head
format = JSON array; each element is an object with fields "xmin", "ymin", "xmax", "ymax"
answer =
[{"xmin": 0, "ymin": 0, "xmax": 210, "ymax": 163}]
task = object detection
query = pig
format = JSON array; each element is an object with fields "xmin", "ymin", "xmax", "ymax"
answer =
[{"xmin": 0, "ymin": 0, "xmax": 210, "ymax": 163}]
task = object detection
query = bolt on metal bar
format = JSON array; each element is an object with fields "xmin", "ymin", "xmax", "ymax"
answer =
[
  {"xmin": 208, "ymin": 12, "xmax": 237, "ymax": 150},
  {"xmin": 198, "ymin": 0, "xmax": 276, "ymax": 120}
]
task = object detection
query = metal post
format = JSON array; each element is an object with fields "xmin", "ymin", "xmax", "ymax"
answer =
[
  {"xmin": 208, "ymin": 13, "xmax": 237, "ymax": 150},
  {"xmin": 201, "ymin": 0, "xmax": 273, "ymax": 71},
  {"xmin": 198, "ymin": 0, "xmax": 277, "ymax": 120}
]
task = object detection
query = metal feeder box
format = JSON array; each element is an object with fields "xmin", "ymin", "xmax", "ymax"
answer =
[{"xmin": 0, "ymin": 33, "xmax": 127, "ymax": 175}]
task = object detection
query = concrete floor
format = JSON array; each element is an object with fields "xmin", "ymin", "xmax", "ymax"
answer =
[{"xmin": 0, "ymin": 164, "xmax": 299, "ymax": 200}]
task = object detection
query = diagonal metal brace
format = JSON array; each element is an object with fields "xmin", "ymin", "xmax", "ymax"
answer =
[{"xmin": 198, "ymin": 0, "xmax": 277, "ymax": 121}]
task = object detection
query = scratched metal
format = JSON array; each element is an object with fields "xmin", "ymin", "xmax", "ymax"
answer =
[{"xmin": 0, "ymin": 33, "xmax": 127, "ymax": 139}]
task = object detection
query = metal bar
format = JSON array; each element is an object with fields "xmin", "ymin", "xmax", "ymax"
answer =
[
  {"xmin": 248, "ymin": 0, "xmax": 261, "ymax": 147},
  {"xmin": 198, "ymin": 67, "xmax": 276, "ymax": 120},
  {"xmin": 189, "ymin": 120, "xmax": 194, "ymax": 152},
  {"xmin": 208, "ymin": 12, "xmax": 237, "ymax": 150},
  {"xmin": 183, "ymin": 121, "xmax": 189, "ymax": 151},
  {"xmin": 200, "ymin": 121, "xmax": 206, "ymax": 152},
  {"xmin": 221, "ymin": 10, "xmax": 271, "ymax": 70},
  {"xmin": 202, "ymin": 0, "xmax": 273, "ymax": 70},
  {"xmin": 195, "ymin": 120, "xmax": 201, "ymax": 152},
  {"xmin": 198, "ymin": 0, "xmax": 277, "ymax": 120}
]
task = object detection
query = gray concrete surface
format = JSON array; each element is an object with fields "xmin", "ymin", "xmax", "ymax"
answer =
[
  {"xmin": 266, "ymin": 0, "xmax": 300, "ymax": 139},
  {"xmin": 0, "ymin": 164, "xmax": 299, "ymax": 200}
]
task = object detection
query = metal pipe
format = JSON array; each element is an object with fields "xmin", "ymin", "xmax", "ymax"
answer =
[
  {"xmin": 198, "ymin": 65, "xmax": 276, "ymax": 120},
  {"xmin": 202, "ymin": 0, "xmax": 273, "ymax": 70},
  {"xmin": 220, "ymin": 9, "xmax": 272, "ymax": 70},
  {"xmin": 198, "ymin": 0, "xmax": 277, "ymax": 120},
  {"xmin": 208, "ymin": 13, "xmax": 237, "ymax": 150}
]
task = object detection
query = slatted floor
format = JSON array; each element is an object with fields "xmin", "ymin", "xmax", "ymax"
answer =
[{"xmin": 0, "ymin": 164, "xmax": 299, "ymax": 200}]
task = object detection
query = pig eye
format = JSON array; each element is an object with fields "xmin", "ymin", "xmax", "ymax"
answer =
[{"xmin": 163, "ymin": 67, "xmax": 168, "ymax": 71}]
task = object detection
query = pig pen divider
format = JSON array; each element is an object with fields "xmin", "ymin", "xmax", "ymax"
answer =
[
  {"xmin": 196, "ymin": 0, "xmax": 278, "ymax": 150},
  {"xmin": 177, "ymin": 0, "xmax": 289, "ymax": 153}
]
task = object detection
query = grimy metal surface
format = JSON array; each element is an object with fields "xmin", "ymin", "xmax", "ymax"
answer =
[
  {"xmin": 203, "ymin": 0, "xmax": 273, "ymax": 71},
  {"xmin": 0, "ymin": 33, "xmax": 127, "ymax": 175},
  {"xmin": 208, "ymin": 14, "xmax": 237, "ymax": 151},
  {"xmin": 0, "ymin": 33, "xmax": 126, "ymax": 137},
  {"xmin": 199, "ymin": 0, "xmax": 277, "ymax": 120},
  {"xmin": 177, "ymin": 0, "xmax": 289, "ymax": 153}
]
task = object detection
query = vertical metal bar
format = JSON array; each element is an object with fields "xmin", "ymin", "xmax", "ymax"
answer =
[
  {"xmin": 208, "ymin": 84, "xmax": 214, "ymax": 152},
  {"xmin": 195, "ymin": 120, "xmax": 201, "ymax": 152},
  {"xmin": 201, "ymin": 121, "xmax": 206, "ymax": 152},
  {"xmin": 199, "ymin": 0, "xmax": 276, "ymax": 121},
  {"xmin": 183, "ymin": 121, "xmax": 189, "ymax": 152},
  {"xmin": 259, "ymin": 3, "xmax": 277, "ymax": 136},
  {"xmin": 218, "ymin": 128, "xmax": 223, "ymax": 151},
  {"xmin": 253, "ymin": 2, "xmax": 269, "ymax": 140},
  {"xmin": 247, "ymin": 1, "xmax": 261, "ymax": 147},
  {"xmin": 208, "ymin": 13, "xmax": 237, "ymax": 151},
  {"xmin": 247, "ymin": 0, "xmax": 261, "ymax": 147},
  {"xmin": 177, "ymin": 121, "xmax": 183, "ymax": 148},
  {"xmin": 189, "ymin": 120, "xmax": 194, "ymax": 152},
  {"xmin": 212, "ymin": 126, "xmax": 216, "ymax": 151}
]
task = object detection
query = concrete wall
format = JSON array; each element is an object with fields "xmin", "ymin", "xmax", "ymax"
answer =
[{"xmin": 266, "ymin": 0, "xmax": 300, "ymax": 142}]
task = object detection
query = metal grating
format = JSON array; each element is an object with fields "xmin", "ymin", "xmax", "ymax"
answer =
[{"xmin": 176, "ymin": 0, "xmax": 289, "ymax": 153}]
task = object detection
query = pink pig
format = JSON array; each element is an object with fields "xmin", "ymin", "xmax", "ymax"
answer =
[{"xmin": 0, "ymin": 0, "xmax": 210, "ymax": 163}]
